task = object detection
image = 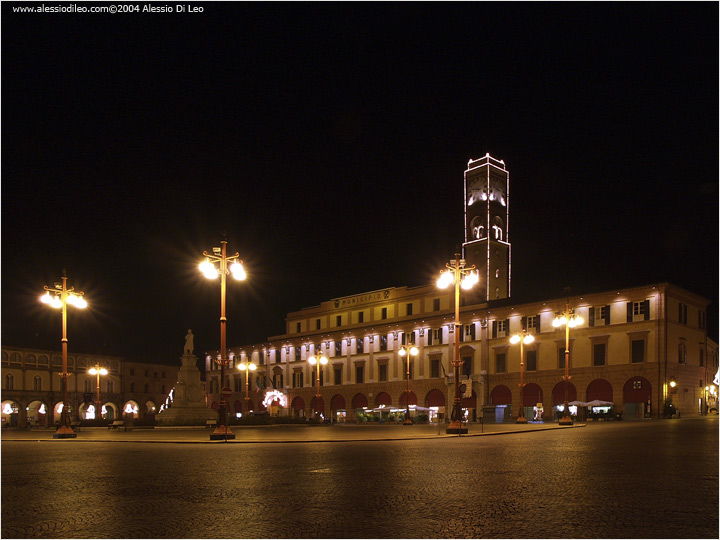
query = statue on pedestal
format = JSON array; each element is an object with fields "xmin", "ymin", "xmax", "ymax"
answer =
[
  {"xmin": 156, "ymin": 329, "xmax": 216, "ymax": 425},
  {"xmin": 184, "ymin": 329, "xmax": 194, "ymax": 355}
]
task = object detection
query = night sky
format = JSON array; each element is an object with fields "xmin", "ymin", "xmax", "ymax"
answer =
[{"xmin": 2, "ymin": 2, "xmax": 718, "ymax": 364}]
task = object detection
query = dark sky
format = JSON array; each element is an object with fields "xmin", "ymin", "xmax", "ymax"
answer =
[{"xmin": 2, "ymin": 2, "xmax": 718, "ymax": 364}]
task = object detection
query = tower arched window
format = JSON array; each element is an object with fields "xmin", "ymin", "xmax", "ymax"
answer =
[
  {"xmin": 470, "ymin": 217, "xmax": 486, "ymax": 240},
  {"xmin": 492, "ymin": 217, "xmax": 505, "ymax": 241}
]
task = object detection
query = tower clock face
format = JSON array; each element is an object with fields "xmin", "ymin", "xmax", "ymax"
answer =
[
  {"xmin": 467, "ymin": 175, "xmax": 487, "ymax": 206},
  {"xmin": 489, "ymin": 176, "xmax": 506, "ymax": 206}
]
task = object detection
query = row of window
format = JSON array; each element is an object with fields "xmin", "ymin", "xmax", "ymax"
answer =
[
  {"xmin": 297, "ymin": 300, "xmax": 446, "ymax": 333},
  {"xmin": 292, "ymin": 298, "xmax": 671, "ymax": 337},
  {"xmin": 679, "ymin": 302, "xmax": 706, "ymax": 330},
  {"xmin": 494, "ymin": 340, "xmax": 645, "ymax": 373},
  {"xmin": 1, "ymin": 373, "xmax": 170, "ymax": 394}
]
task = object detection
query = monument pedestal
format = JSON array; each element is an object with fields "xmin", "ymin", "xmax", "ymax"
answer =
[{"xmin": 156, "ymin": 353, "xmax": 217, "ymax": 426}]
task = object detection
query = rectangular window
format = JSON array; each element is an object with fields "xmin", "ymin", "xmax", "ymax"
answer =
[
  {"xmin": 357, "ymin": 339, "xmax": 364, "ymax": 354},
  {"xmin": 296, "ymin": 322, "xmax": 301, "ymax": 333},
  {"xmin": 380, "ymin": 335, "xmax": 388, "ymax": 351},
  {"xmin": 378, "ymin": 364, "xmax": 388, "ymax": 382},
  {"xmin": 596, "ymin": 306, "xmax": 607, "ymax": 320},
  {"xmin": 381, "ymin": 307, "xmax": 388, "ymax": 320},
  {"xmin": 311, "ymin": 371, "xmax": 324, "ymax": 387},
  {"xmin": 334, "ymin": 367, "xmax": 342, "ymax": 385},
  {"xmin": 336, "ymin": 315, "xmax": 342, "ymax": 327},
  {"xmin": 335, "ymin": 341, "xmax": 342, "ymax": 357},
  {"xmin": 464, "ymin": 324, "xmax": 476, "ymax": 341},
  {"xmin": 406, "ymin": 303, "xmax": 413, "ymax": 316},
  {"xmin": 358, "ymin": 311, "xmax": 364, "ymax": 323},
  {"xmin": 699, "ymin": 310, "xmax": 706, "ymax": 329},
  {"xmin": 633, "ymin": 302, "xmax": 645, "ymax": 316},
  {"xmin": 235, "ymin": 377, "xmax": 242, "ymax": 391},
  {"xmin": 527, "ymin": 315, "xmax": 539, "ymax": 331},
  {"xmin": 433, "ymin": 298, "xmax": 440, "ymax": 311},
  {"xmin": 433, "ymin": 328, "xmax": 443, "ymax": 345},
  {"xmin": 593, "ymin": 343, "xmax": 606, "ymax": 366},
  {"xmin": 526, "ymin": 350, "xmax": 537, "ymax": 371},
  {"xmin": 700, "ymin": 349, "xmax": 705, "ymax": 367},
  {"xmin": 292, "ymin": 372, "xmax": 303, "ymax": 388},
  {"xmin": 496, "ymin": 353, "xmax": 506, "ymax": 373},
  {"xmin": 679, "ymin": 303, "xmax": 688, "ymax": 324},
  {"xmin": 497, "ymin": 320, "xmax": 507, "ymax": 335},
  {"xmin": 431, "ymin": 359, "xmax": 440, "ymax": 378},
  {"xmin": 295, "ymin": 347, "xmax": 301, "ymax": 362},
  {"xmin": 631, "ymin": 340, "xmax": 645, "ymax": 363},
  {"xmin": 316, "ymin": 319, "xmax": 321, "ymax": 330},
  {"xmin": 356, "ymin": 366, "xmax": 364, "ymax": 384},
  {"xmin": 558, "ymin": 347, "xmax": 567, "ymax": 369}
]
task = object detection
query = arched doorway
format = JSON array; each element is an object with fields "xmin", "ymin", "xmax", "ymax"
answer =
[
  {"xmin": 330, "ymin": 394, "xmax": 346, "ymax": 423},
  {"xmin": 291, "ymin": 396, "xmax": 305, "ymax": 417},
  {"xmin": 552, "ymin": 381, "xmax": 577, "ymax": 419},
  {"xmin": 26, "ymin": 400, "xmax": 48, "ymax": 427},
  {"xmin": 2, "ymin": 400, "xmax": 21, "ymax": 427},
  {"xmin": 310, "ymin": 396, "xmax": 325, "ymax": 417},
  {"xmin": 586, "ymin": 378, "xmax": 613, "ymax": 402},
  {"xmin": 52, "ymin": 401, "xmax": 72, "ymax": 425},
  {"xmin": 123, "ymin": 400, "xmax": 140, "ymax": 418},
  {"xmin": 623, "ymin": 376, "xmax": 652, "ymax": 420},
  {"xmin": 490, "ymin": 385, "xmax": 512, "ymax": 405},
  {"xmin": 522, "ymin": 383, "xmax": 544, "ymax": 421},
  {"xmin": 374, "ymin": 392, "xmax": 392, "ymax": 407},
  {"xmin": 399, "ymin": 391, "xmax": 417, "ymax": 407},
  {"xmin": 425, "ymin": 389, "xmax": 445, "ymax": 407},
  {"xmin": 233, "ymin": 400, "xmax": 243, "ymax": 416},
  {"xmin": 351, "ymin": 393, "xmax": 368, "ymax": 409},
  {"xmin": 425, "ymin": 389, "xmax": 446, "ymax": 423}
]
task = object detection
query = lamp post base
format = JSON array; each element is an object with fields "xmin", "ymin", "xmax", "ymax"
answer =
[
  {"xmin": 210, "ymin": 425, "xmax": 235, "ymax": 440},
  {"xmin": 559, "ymin": 415, "xmax": 574, "ymax": 426},
  {"xmin": 516, "ymin": 415, "xmax": 528, "ymax": 424},
  {"xmin": 445, "ymin": 421, "xmax": 468, "ymax": 434},
  {"xmin": 53, "ymin": 425, "xmax": 77, "ymax": 439}
]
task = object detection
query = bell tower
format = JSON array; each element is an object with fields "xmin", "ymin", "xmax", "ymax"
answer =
[{"xmin": 462, "ymin": 154, "xmax": 511, "ymax": 302}]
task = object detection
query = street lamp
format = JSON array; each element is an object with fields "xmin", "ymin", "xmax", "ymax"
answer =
[
  {"xmin": 200, "ymin": 238, "xmax": 246, "ymax": 441},
  {"xmin": 237, "ymin": 358, "xmax": 257, "ymax": 416},
  {"xmin": 509, "ymin": 330, "xmax": 535, "ymax": 424},
  {"xmin": 40, "ymin": 271, "xmax": 87, "ymax": 439},
  {"xmin": 308, "ymin": 352, "xmax": 328, "ymax": 419},
  {"xmin": 437, "ymin": 253, "xmax": 479, "ymax": 434},
  {"xmin": 87, "ymin": 363, "xmax": 108, "ymax": 420},
  {"xmin": 398, "ymin": 345, "xmax": 418, "ymax": 425},
  {"xmin": 552, "ymin": 302, "xmax": 583, "ymax": 426}
]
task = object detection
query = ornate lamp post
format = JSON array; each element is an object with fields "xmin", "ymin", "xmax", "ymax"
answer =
[
  {"xmin": 200, "ymin": 238, "xmax": 246, "ymax": 440},
  {"xmin": 552, "ymin": 302, "xmax": 583, "ymax": 425},
  {"xmin": 398, "ymin": 345, "xmax": 418, "ymax": 425},
  {"xmin": 237, "ymin": 357, "xmax": 257, "ymax": 415},
  {"xmin": 308, "ymin": 351, "xmax": 328, "ymax": 419},
  {"xmin": 437, "ymin": 253, "xmax": 479, "ymax": 434},
  {"xmin": 87, "ymin": 363, "xmax": 108, "ymax": 420},
  {"xmin": 40, "ymin": 271, "xmax": 87, "ymax": 439},
  {"xmin": 509, "ymin": 329, "xmax": 534, "ymax": 424}
]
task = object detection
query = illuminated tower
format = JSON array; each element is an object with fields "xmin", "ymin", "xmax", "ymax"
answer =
[{"xmin": 463, "ymin": 154, "xmax": 511, "ymax": 301}]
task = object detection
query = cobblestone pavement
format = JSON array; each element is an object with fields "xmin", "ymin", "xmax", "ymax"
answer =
[
  {"xmin": 2, "ymin": 418, "xmax": 717, "ymax": 539},
  {"xmin": 0, "ymin": 420, "xmax": 567, "ymax": 443}
]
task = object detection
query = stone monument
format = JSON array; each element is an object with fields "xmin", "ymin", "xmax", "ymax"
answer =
[{"xmin": 156, "ymin": 330, "xmax": 217, "ymax": 425}]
